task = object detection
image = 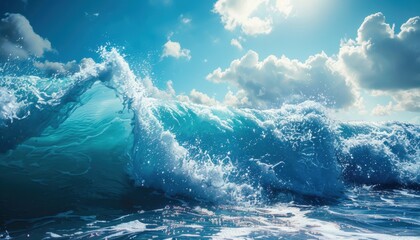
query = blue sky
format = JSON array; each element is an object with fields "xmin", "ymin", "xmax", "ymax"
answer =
[{"xmin": 0, "ymin": 0, "xmax": 419, "ymax": 122}]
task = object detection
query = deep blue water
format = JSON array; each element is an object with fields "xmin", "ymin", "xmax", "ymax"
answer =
[{"xmin": 1, "ymin": 49, "xmax": 419, "ymax": 239}]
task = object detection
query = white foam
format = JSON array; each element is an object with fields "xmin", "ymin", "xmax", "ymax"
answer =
[{"xmin": 0, "ymin": 87, "xmax": 21, "ymax": 124}]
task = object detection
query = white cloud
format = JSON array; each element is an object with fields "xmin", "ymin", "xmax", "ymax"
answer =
[
  {"xmin": 143, "ymin": 78, "xmax": 176, "ymax": 99},
  {"xmin": 207, "ymin": 12, "xmax": 420, "ymax": 113},
  {"xmin": 393, "ymin": 90, "xmax": 420, "ymax": 112},
  {"xmin": 141, "ymin": 77, "xmax": 219, "ymax": 107},
  {"xmin": 177, "ymin": 90, "xmax": 220, "ymax": 106},
  {"xmin": 34, "ymin": 60, "xmax": 78, "ymax": 76},
  {"xmin": 33, "ymin": 58, "xmax": 98, "ymax": 77},
  {"xmin": 213, "ymin": 0, "xmax": 292, "ymax": 36},
  {"xmin": 339, "ymin": 13, "xmax": 420, "ymax": 91},
  {"xmin": 180, "ymin": 15, "xmax": 191, "ymax": 24},
  {"xmin": 338, "ymin": 12, "xmax": 420, "ymax": 112},
  {"xmin": 142, "ymin": 79, "xmax": 242, "ymax": 108},
  {"xmin": 176, "ymin": 90, "xmax": 218, "ymax": 106},
  {"xmin": 207, "ymin": 50, "xmax": 356, "ymax": 109},
  {"xmin": 223, "ymin": 90, "xmax": 249, "ymax": 107},
  {"xmin": 275, "ymin": 0, "xmax": 293, "ymax": 17},
  {"xmin": 372, "ymin": 102, "xmax": 394, "ymax": 116},
  {"xmin": 230, "ymin": 38, "xmax": 243, "ymax": 50},
  {"xmin": 0, "ymin": 13, "xmax": 52, "ymax": 60},
  {"xmin": 187, "ymin": 89, "xmax": 219, "ymax": 106},
  {"xmin": 161, "ymin": 40, "xmax": 191, "ymax": 60}
]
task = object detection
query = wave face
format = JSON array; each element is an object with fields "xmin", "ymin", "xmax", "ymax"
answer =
[{"xmin": 0, "ymin": 49, "xmax": 419, "ymax": 207}]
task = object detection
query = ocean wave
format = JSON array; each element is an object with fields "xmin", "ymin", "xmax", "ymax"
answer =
[{"xmin": 0, "ymin": 48, "xmax": 418, "ymax": 205}]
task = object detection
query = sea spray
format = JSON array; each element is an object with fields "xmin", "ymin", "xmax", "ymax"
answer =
[{"xmin": 99, "ymin": 48, "xmax": 257, "ymax": 203}]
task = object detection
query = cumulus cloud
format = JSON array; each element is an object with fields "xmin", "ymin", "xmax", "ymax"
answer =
[
  {"xmin": 207, "ymin": 50, "xmax": 356, "ymax": 109},
  {"xmin": 338, "ymin": 12, "xmax": 420, "ymax": 112},
  {"xmin": 185, "ymin": 89, "xmax": 219, "ymax": 106},
  {"xmin": 207, "ymin": 12, "xmax": 419, "ymax": 113},
  {"xmin": 223, "ymin": 90, "xmax": 249, "ymax": 107},
  {"xmin": 339, "ymin": 13, "xmax": 420, "ymax": 91},
  {"xmin": 0, "ymin": 13, "xmax": 52, "ymax": 60},
  {"xmin": 161, "ymin": 39, "xmax": 191, "ymax": 60},
  {"xmin": 177, "ymin": 90, "xmax": 220, "ymax": 107},
  {"xmin": 213, "ymin": 0, "xmax": 292, "ymax": 36}
]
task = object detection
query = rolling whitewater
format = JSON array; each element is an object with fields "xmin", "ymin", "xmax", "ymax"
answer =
[{"xmin": 1, "ymin": 48, "xmax": 419, "ymax": 239}]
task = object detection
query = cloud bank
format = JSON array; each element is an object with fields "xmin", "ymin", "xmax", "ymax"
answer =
[
  {"xmin": 0, "ymin": 13, "xmax": 52, "ymax": 60},
  {"xmin": 208, "ymin": 12, "xmax": 420, "ymax": 112},
  {"xmin": 207, "ymin": 50, "xmax": 355, "ymax": 109}
]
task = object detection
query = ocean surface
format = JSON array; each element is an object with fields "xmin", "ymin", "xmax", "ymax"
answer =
[{"xmin": 1, "ymin": 49, "xmax": 419, "ymax": 239}]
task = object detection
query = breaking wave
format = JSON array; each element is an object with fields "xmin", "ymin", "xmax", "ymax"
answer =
[{"xmin": 1, "ymin": 48, "xmax": 419, "ymax": 206}]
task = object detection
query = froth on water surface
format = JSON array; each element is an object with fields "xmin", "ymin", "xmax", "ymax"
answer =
[{"xmin": 2, "ymin": 188, "xmax": 419, "ymax": 239}]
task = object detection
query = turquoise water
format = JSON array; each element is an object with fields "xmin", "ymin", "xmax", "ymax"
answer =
[{"xmin": 1, "ymin": 49, "xmax": 419, "ymax": 239}]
